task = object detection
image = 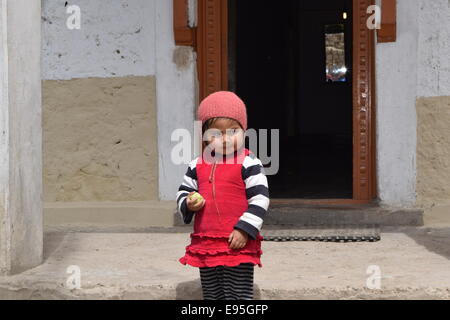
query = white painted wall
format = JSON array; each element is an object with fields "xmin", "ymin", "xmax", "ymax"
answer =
[
  {"xmin": 375, "ymin": 0, "xmax": 419, "ymax": 207},
  {"xmin": 0, "ymin": 0, "xmax": 43, "ymax": 274},
  {"xmin": 0, "ymin": 0, "xmax": 9, "ymax": 274},
  {"xmin": 41, "ymin": 0, "xmax": 156, "ymax": 80},
  {"xmin": 155, "ymin": 0, "xmax": 197, "ymax": 201}
]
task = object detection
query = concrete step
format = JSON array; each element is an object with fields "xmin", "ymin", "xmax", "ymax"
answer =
[{"xmin": 174, "ymin": 203, "xmax": 424, "ymax": 227}]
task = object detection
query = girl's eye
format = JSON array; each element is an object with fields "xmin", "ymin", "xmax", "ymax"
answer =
[{"xmin": 207, "ymin": 130, "xmax": 222, "ymax": 138}]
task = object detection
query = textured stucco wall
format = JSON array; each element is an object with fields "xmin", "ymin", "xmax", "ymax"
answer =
[
  {"xmin": 41, "ymin": 0, "xmax": 161, "ymax": 202},
  {"xmin": 41, "ymin": 0, "xmax": 198, "ymax": 204},
  {"xmin": 42, "ymin": 76, "xmax": 158, "ymax": 201},
  {"xmin": 415, "ymin": 0, "xmax": 450, "ymax": 218},
  {"xmin": 416, "ymin": 96, "xmax": 450, "ymax": 207}
]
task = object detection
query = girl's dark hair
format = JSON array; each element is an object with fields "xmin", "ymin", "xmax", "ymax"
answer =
[{"xmin": 201, "ymin": 118, "xmax": 217, "ymax": 135}]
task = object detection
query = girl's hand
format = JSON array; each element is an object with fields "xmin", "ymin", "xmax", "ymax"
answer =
[
  {"xmin": 228, "ymin": 229, "xmax": 248, "ymax": 249},
  {"xmin": 186, "ymin": 192, "xmax": 205, "ymax": 212}
]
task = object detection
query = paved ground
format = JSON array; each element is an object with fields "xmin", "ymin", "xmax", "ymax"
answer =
[{"xmin": 1, "ymin": 225, "xmax": 450, "ymax": 299}]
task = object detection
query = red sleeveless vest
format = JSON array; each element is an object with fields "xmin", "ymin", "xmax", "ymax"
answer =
[{"xmin": 179, "ymin": 147, "xmax": 263, "ymax": 268}]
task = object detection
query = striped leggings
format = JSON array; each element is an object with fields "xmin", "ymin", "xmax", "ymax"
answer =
[{"xmin": 199, "ymin": 263, "xmax": 254, "ymax": 300}]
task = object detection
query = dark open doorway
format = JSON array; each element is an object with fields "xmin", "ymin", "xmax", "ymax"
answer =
[{"xmin": 228, "ymin": 0, "xmax": 353, "ymax": 199}]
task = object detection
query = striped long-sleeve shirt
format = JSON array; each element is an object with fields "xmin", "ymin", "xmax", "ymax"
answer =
[{"xmin": 176, "ymin": 152, "xmax": 270, "ymax": 240}]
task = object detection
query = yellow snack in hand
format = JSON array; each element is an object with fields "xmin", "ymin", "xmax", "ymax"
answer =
[{"xmin": 188, "ymin": 192, "xmax": 204, "ymax": 205}]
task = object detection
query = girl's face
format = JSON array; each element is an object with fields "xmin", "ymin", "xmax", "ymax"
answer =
[{"xmin": 203, "ymin": 118, "xmax": 245, "ymax": 156}]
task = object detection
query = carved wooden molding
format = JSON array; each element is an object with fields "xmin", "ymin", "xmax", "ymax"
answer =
[
  {"xmin": 174, "ymin": 0, "xmax": 196, "ymax": 46},
  {"xmin": 196, "ymin": 0, "xmax": 228, "ymax": 100},
  {"xmin": 353, "ymin": 0, "xmax": 377, "ymax": 200},
  {"xmin": 377, "ymin": 0, "xmax": 397, "ymax": 42}
]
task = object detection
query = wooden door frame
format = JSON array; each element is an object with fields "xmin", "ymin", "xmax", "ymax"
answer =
[
  {"xmin": 196, "ymin": 0, "xmax": 229, "ymax": 98},
  {"xmin": 194, "ymin": 0, "xmax": 377, "ymax": 204}
]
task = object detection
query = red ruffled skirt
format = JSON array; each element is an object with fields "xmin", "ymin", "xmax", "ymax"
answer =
[{"xmin": 179, "ymin": 232, "xmax": 264, "ymax": 268}]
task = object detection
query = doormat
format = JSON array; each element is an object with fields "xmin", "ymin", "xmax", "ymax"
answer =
[{"xmin": 260, "ymin": 225, "xmax": 380, "ymax": 242}]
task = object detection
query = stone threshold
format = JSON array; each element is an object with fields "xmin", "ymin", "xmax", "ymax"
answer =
[
  {"xmin": 173, "ymin": 202, "xmax": 424, "ymax": 227},
  {"xmin": 44, "ymin": 200, "xmax": 423, "ymax": 232}
]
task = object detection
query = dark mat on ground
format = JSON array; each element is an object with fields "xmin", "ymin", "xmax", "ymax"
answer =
[{"xmin": 260, "ymin": 225, "xmax": 380, "ymax": 242}]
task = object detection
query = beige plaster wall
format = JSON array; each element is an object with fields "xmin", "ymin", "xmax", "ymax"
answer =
[
  {"xmin": 42, "ymin": 76, "xmax": 159, "ymax": 202},
  {"xmin": 417, "ymin": 96, "xmax": 450, "ymax": 224}
]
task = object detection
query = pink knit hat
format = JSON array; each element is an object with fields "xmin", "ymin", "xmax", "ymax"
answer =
[{"xmin": 197, "ymin": 91, "xmax": 247, "ymax": 131}]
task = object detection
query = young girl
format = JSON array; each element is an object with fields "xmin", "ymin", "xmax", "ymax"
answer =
[{"xmin": 176, "ymin": 91, "xmax": 270, "ymax": 300}]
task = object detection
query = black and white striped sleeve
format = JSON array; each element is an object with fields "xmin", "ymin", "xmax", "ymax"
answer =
[
  {"xmin": 176, "ymin": 158, "xmax": 199, "ymax": 224},
  {"xmin": 233, "ymin": 153, "xmax": 270, "ymax": 240}
]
